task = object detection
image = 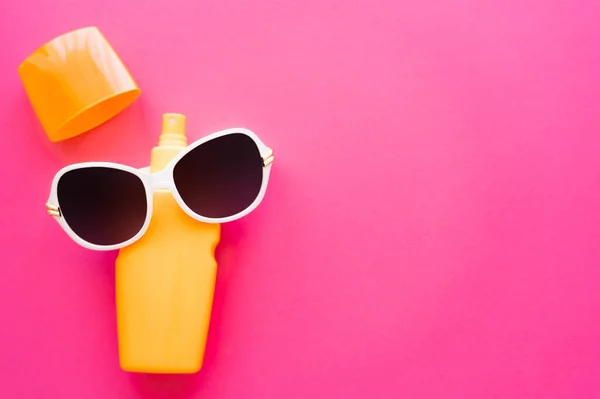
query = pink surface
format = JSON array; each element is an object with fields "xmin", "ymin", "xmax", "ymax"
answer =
[{"xmin": 1, "ymin": 0, "xmax": 600, "ymax": 397}]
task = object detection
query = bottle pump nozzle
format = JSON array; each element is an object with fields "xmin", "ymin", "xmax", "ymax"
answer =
[{"xmin": 159, "ymin": 113, "xmax": 187, "ymax": 148}]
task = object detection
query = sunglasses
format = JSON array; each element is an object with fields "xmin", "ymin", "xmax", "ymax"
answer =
[{"xmin": 45, "ymin": 128, "xmax": 274, "ymax": 251}]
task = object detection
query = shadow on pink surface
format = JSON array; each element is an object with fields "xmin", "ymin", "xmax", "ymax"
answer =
[{"xmin": 127, "ymin": 373, "xmax": 202, "ymax": 399}]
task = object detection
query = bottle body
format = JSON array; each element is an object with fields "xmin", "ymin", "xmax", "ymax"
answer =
[
  {"xmin": 116, "ymin": 191, "xmax": 220, "ymax": 373},
  {"xmin": 115, "ymin": 114, "xmax": 221, "ymax": 373}
]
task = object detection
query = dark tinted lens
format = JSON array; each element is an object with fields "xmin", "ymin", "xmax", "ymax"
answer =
[
  {"xmin": 173, "ymin": 133, "xmax": 263, "ymax": 219},
  {"xmin": 57, "ymin": 167, "xmax": 147, "ymax": 246}
]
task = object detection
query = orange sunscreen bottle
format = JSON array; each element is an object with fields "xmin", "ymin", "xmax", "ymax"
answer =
[{"xmin": 115, "ymin": 114, "xmax": 221, "ymax": 373}]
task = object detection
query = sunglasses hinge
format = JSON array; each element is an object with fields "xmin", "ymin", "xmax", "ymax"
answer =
[
  {"xmin": 46, "ymin": 202, "xmax": 61, "ymax": 217},
  {"xmin": 262, "ymin": 148, "xmax": 274, "ymax": 167}
]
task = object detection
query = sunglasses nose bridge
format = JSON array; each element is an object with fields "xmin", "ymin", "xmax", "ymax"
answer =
[
  {"xmin": 150, "ymin": 178, "xmax": 173, "ymax": 191},
  {"xmin": 144, "ymin": 169, "xmax": 175, "ymax": 192}
]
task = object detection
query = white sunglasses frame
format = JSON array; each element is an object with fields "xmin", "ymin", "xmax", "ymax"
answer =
[{"xmin": 45, "ymin": 127, "xmax": 274, "ymax": 251}]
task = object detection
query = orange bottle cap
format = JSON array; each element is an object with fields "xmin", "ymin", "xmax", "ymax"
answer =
[{"xmin": 18, "ymin": 26, "xmax": 141, "ymax": 142}]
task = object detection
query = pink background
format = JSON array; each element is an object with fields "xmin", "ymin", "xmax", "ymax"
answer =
[{"xmin": 1, "ymin": 0, "xmax": 600, "ymax": 397}]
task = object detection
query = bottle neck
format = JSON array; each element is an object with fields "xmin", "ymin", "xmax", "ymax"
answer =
[
  {"xmin": 158, "ymin": 132, "xmax": 187, "ymax": 148},
  {"xmin": 150, "ymin": 145, "xmax": 184, "ymax": 173}
]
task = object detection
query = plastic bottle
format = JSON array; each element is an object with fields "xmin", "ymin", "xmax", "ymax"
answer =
[{"xmin": 115, "ymin": 114, "xmax": 221, "ymax": 373}]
